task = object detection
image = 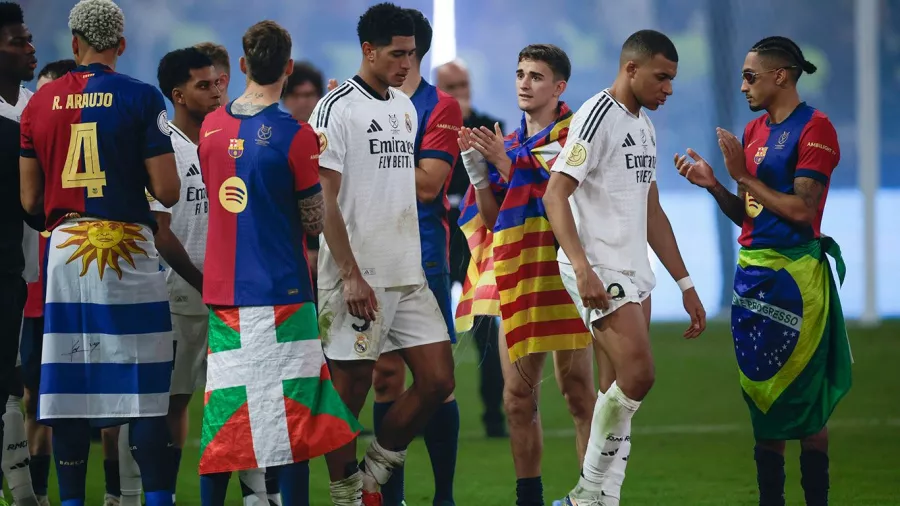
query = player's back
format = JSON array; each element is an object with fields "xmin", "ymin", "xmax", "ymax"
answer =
[
  {"xmin": 739, "ymin": 104, "xmax": 840, "ymax": 249},
  {"xmin": 21, "ymin": 63, "xmax": 172, "ymax": 231},
  {"xmin": 409, "ymin": 80, "xmax": 462, "ymax": 276},
  {"xmin": 199, "ymin": 103, "xmax": 321, "ymax": 307},
  {"xmin": 311, "ymin": 77, "xmax": 422, "ymax": 289},
  {"xmin": 553, "ymin": 89, "xmax": 658, "ymax": 273}
]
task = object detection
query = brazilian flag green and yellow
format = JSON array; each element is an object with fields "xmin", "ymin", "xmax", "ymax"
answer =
[{"xmin": 731, "ymin": 237, "xmax": 852, "ymax": 440}]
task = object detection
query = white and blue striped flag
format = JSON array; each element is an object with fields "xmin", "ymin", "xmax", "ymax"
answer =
[{"xmin": 39, "ymin": 218, "xmax": 173, "ymax": 422}]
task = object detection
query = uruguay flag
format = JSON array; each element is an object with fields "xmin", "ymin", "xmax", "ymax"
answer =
[{"xmin": 39, "ymin": 218, "xmax": 173, "ymax": 424}]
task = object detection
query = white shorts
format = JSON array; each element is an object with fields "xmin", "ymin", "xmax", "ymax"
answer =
[
  {"xmin": 170, "ymin": 313, "xmax": 208, "ymax": 395},
  {"xmin": 318, "ymin": 282, "xmax": 450, "ymax": 361},
  {"xmin": 559, "ymin": 262, "xmax": 651, "ymax": 327}
]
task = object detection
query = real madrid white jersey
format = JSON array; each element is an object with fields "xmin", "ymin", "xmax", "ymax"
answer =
[
  {"xmin": 311, "ymin": 76, "xmax": 423, "ymax": 289},
  {"xmin": 552, "ymin": 89, "xmax": 657, "ymax": 282},
  {"xmin": 150, "ymin": 121, "xmax": 208, "ymax": 315}
]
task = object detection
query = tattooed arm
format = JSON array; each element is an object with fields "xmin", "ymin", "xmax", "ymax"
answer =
[
  {"xmin": 738, "ymin": 176, "xmax": 825, "ymax": 228},
  {"xmin": 298, "ymin": 192, "xmax": 325, "ymax": 236},
  {"xmin": 708, "ymin": 181, "xmax": 746, "ymax": 227}
]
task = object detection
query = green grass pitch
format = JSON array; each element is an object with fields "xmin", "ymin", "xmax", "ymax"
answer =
[{"xmin": 18, "ymin": 321, "xmax": 900, "ymax": 505}]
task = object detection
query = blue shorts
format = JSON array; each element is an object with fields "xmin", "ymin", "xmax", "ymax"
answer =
[{"xmin": 426, "ymin": 273, "xmax": 456, "ymax": 344}]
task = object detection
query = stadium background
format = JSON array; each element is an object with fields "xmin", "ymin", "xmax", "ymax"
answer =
[{"xmin": 14, "ymin": 0, "xmax": 900, "ymax": 504}]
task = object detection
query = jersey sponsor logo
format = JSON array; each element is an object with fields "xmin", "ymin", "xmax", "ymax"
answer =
[
  {"xmin": 368, "ymin": 138, "xmax": 414, "ymax": 169},
  {"xmin": 745, "ymin": 192, "xmax": 764, "ymax": 218},
  {"xmin": 157, "ymin": 110, "xmax": 171, "ymax": 136},
  {"xmin": 186, "ymin": 181, "xmax": 208, "ymax": 216},
  {"xmin": 56, "ymin": 221, "xmax": 149, "ymax": 280},
  {"xmin": 775, "ymin": 130, "xmax": 789, "ymax": 150},
  {"xmin": 219, "ymin": 177, "xmax": 248, "ymax": 213},
  {"xmin": 366, "ymin": 119, "xmax": 383, "ymax": 133},
  {"xmin": 404, "ymin": 112, "xmax": 413, "ymax": 133},
  {"xmin": 436, "ymin": 123, "xmax": 459, "ymax": 131},
  {"xmin": 228, "ymin": 138, "xmax": 245, "ymax": 159},
  {"xmin": 204, "ymin": 128, "xmax": 222, "ymax": 138},
  {"xmin": 256, "ymin": 124, "xmax": 272, "ymax": 146},
  {"xmin": 753, "ymin": 146, "xmax": 768, "ymax": 164},
  {"xmin": 806, "ymin": 141, "xmax": 835, "ymax": 155},
  {"xmin": 317, "ymin": 132, "xmax": 328, "ymax": 153},
  {"xmin": 565, "ymin": 142, "xmax": 587, "ymax": 167}
]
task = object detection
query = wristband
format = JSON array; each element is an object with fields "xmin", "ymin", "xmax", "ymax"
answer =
[{"xmin": 676, "ymin": 276, "xmax": 694, "ymax": 292}]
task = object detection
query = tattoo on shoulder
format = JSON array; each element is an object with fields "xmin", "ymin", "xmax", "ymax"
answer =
[
  {"xmin": 231, "ymin": 101, "xmax": 266, "ymax": 115},
  {"xmin": 794, "ymin": 177, "xmax": 826, "ymax": 210}
]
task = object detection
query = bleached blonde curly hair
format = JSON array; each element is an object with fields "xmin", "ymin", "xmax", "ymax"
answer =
[{"xmin": 68, "ymin": 0, "xmax": 124, "ymax": 52}]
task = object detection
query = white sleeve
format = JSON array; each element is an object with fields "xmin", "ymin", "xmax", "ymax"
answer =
[
  {"xmin": 551, "ymin": 96, "xmax": 612, "ymax": 184},
  {"xmin": 146, "ymin": 188, "xmax": 170, "ymax": 213},
  {"xmin": 310, "ymin": 96, "xmax": 348, "ymax": 174}
]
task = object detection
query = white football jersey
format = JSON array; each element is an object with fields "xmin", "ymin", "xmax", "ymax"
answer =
[
  {"xmin": 552, "ymin": 89, "xmax": 657, "ymax": 288},
  {"xmin": 149, "ymin": 121, "xmax": 208, "ymax": 315},
  {"xmin": 1, "ymin": 87, "xmax": 39, "ymax": 283},
  {"xmin": 311, "ymin": 76, "xmax": 423, "ymax": 289}
]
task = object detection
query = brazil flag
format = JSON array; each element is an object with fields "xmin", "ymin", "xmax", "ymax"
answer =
[{"xmin": 731, "ymin": 237, "xmax": 852, "ymax": 440}]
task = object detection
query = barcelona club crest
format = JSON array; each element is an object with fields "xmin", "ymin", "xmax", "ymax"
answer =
[
  {"xmin": 228, "ymin": 138, "xmax": 245, "ymax": 159},
  {"xmin": 404, "ymin": 112, "xmax": 413, "ymax": 133},
  {"xmin": 753, "ymin": 146, "xmax": 768, "ymax": 165}
]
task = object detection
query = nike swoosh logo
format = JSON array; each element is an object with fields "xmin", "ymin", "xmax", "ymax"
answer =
[
  {"xmin": 746, "ymin": 138, "xmax": 760, "ymax": 148},
  {"xmin": 204, "ymin": 128, "xmax": 222, "ymax": 137}
]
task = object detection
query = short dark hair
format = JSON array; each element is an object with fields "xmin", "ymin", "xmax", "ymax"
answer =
[
  {"xmin": 157, "ymin": 47, "xmax": 214, "ymax": 104},
  {"xmin": 0, "ymin": 2, "xmax": 23, "ymax": 31},
  {"xmin": 357, "ymin": 3, "xmax": 414, "ymax": 48},
  {"xmin": 242, "ymin": 20, "xmax": 292, "ymax": 86},
  {"xmin": 750, "ymin": 36, "xmax": 817, "ymax": 82},
  {"xmin": 283, "ymin": 61, "xmax": 324, "ymax": 99},
  {"xmin": 404, "ymin": 9, "xmax": 432, "ymax": 60},
  {"xmin": 38, "ymin": 59, "xmax": 76, "ymax": 80},
  {"xmin": 518, "ymin": 44, "xmax": 571, "ymax": 82},
  {"xmin": 621, "ymin": 30, "xmax": 679, "ymax": 64},
  {"xmin": 194, "ymin": 42, "xmax": 231, "ymax": 75}
]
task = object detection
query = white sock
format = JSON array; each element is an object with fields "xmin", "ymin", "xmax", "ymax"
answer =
[
  {"xmin": 580, "ymin": 382, "xmax": 640, "ymax": 491},
  {"xmin": 117, "ymin": 424, "xmax": 142, "ymax": 506},
  {"xmin": 362, "ymin": 439, "xmax": 407, "ymax": 490},
  {"xmin": 238, "ymin": 468, "xmax": 268, "ymax": 506},
  {"xmin": 3, "ymin": 396, "xmax": 38, "ymax": 506},
  {"xmin": 329, "ymin": 470, "xmax": 363, "ymax": 506}
]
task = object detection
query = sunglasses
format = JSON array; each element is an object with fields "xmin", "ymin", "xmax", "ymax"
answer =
[{"xmin": 742, "ymin": 66, "xmax": 798, "ymax": 85}]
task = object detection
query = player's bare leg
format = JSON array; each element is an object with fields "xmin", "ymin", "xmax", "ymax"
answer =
[
  {"xmin": 324, "ymin": 359, "xmax": 376, "ymax": 486},
  {"xmin": 498, "ymin": 327, "xmax": 548, "ymax": 504},
  {"xmin": 372, "ymin": 352, "xmax": 407, "ymax": 504},
  {"xmin": 593, "ymin": 295, "xmax": 651, "ymax": 394},
  {"xmin": 552, "ymin": 347, "xmax": 596, "ymax": 467},
  {"xmin": 569, "ymin": 303, "xmax": 651, "ymax": 505},
  {"xmin": 101, "ymin": 426, "xmax": 122, "ymax": 505}
]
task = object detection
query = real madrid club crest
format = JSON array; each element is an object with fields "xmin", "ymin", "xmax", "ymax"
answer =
[
  {"xmin": 753, "ymin": 146, "xmax": 767, "ymax": 165},
  {"xmin": 404, "ymin": 112, "xmax": 413, "ymax": 133},
  {"xmin": 228, "ymin": 138, "xmax": 245, "ymax": 159},
  {"xmin": 354, "ymin": 334, "xmax": 368, "ymax": 354}
]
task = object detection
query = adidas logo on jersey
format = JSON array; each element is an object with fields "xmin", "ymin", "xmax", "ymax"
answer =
[
  {"xmin": 622, "ymin": 133, "xmax": 636, "ymax": 148},
  {"xmin": 367, "ymin": 119, "xmax": 383, "ymax": 133},
  {"xmin": 185, "ymin": 164, "xmax": 201, "ymax": 177}
]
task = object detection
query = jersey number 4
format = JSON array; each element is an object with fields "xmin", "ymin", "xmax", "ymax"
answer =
[{"xmin": 63, "ymin": 122, "xmax": 106, "ymax": 198}]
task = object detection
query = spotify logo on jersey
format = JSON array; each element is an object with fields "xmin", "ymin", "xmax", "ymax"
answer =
[{"xmin": 219, "ymin": 177, "xmax": 248, "ymax": 213}]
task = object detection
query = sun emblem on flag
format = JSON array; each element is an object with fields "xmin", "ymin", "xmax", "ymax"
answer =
[
  {"xmin": 228, "ymin": 138, "xmax": 245, "ymax": 159},
  {"xmin": 56, "ymin": 221, "xmax": 148, "ymax": 280}
]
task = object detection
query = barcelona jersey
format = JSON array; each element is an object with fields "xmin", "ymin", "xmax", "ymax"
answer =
[
  {"xmin": 739, "ymin": 103, "xmax": 840, "ymax": 248},
  {"xmin": 409, "ymin": 79, "xmax": 463, "ymax": 276},
  {"xmin": 199, "ymin": 102, "xmax": 321, "ymax": 307},
  {"xmin": 20, "ymin": 63, "xmax": 174, "ymax": 231}
]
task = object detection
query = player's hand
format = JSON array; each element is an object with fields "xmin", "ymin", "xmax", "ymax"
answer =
[
  {"xmin": 674, "ymin": 149, "xmax": 717, "ymax": 189},
  {"xmin": 575, "ymin": 266, "xmax": 610, "ymax": 312},
  {"xmin": 327, "ymin": 79, "xmax": 338, "ymax": 92},
  {"xmin": 469, "ymin": 122, "xmax": 508, "ymax": 167},
  {"xmin": 716, "ymin": 127, "xmax": 750, "ymax": 183},
  {"xmin": 458, "ymin": 128, "xmax": 490, "ymax": 189},
  {"xmin": 343, "ymin": 270, "xmax": 378, "ymax": 321},
  {"xmin": 681, "ymin": 287, "xmax": 706, "ymax": 339}
]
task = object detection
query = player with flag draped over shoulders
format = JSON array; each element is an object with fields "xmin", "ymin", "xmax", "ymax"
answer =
[
  {"xmin": 18, "ymin": 1, "xmax": 182, "ymax": 505},
  {"xmin": 676, "ymin": 36, "xmax": 851, "ymax": 506},
  {"xmin": 196, "ymin": 19, "xmax": 361, "ymax": 506},
  {"xmin": 455, "ymin": 44, "xmax": 598, "ymax": 506}
]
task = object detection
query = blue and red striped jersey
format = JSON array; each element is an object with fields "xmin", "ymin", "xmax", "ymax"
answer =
[
  {"xmin": 409, "ymin": 79, "xmax": 462, "ymax": 276},
  {"xmin": 199, "ymin": 102, "xmax": 321, "ymax": 307},
  {"xmin": 739, "ymin": 103, "xmax": 840, "ymax": 248},
  {"xmin": 20, "ymin": 63, "xmax": 173, "ymax": 231}
]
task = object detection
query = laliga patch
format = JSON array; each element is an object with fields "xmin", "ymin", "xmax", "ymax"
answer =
[
  {"xmin": 157, "ymin": 110, "xmax": 171, "ymax": 136},
  {"xmin": 566, "ymin": 142, "xmax": 587, "ymax": 167}
]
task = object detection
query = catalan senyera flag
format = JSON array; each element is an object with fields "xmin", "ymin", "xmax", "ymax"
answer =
[
  {"xmin": 455, "ymin": 103, "xmax": 591, "ymax": 362},
  {"xmin": 732, "ymin": 237, "xmax": 852, "ymax": 440}
]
